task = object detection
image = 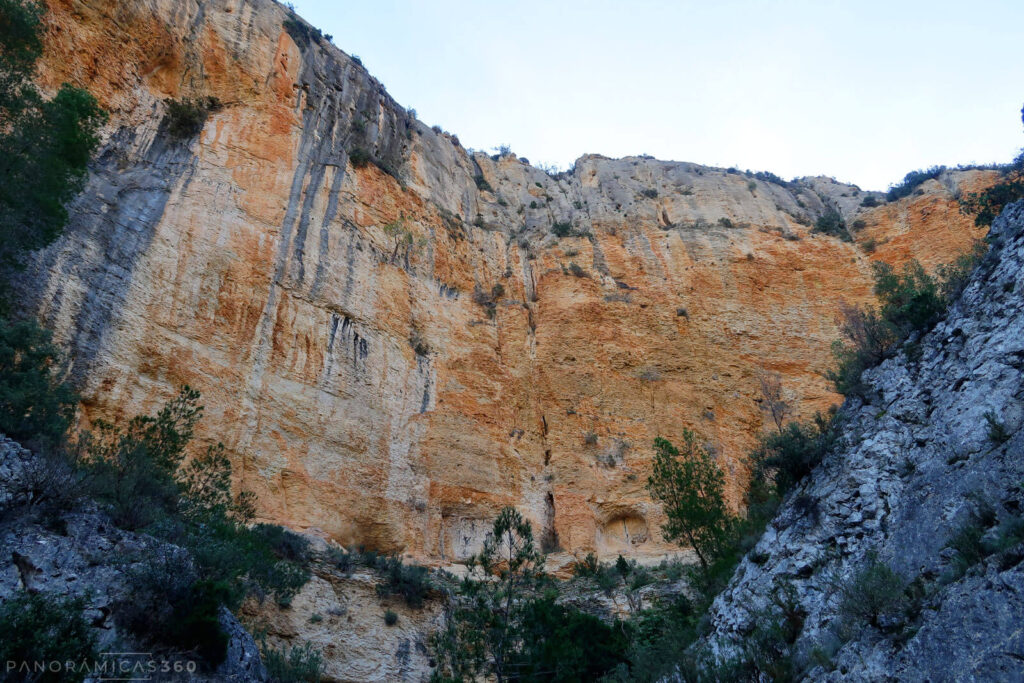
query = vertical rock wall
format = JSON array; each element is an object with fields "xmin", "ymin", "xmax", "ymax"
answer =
[{"xmin": 24, "ymin": 0, "xmax": 993, "ymax": 565}]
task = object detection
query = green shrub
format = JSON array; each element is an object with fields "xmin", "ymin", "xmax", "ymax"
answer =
[
  {"xmin": 812, "ymin": 208, "xmax": 849, "ymax": 240},
  {"xmin": 886, "ymin": 166, "xmax": 945, "ymax": 202},
  {"xmin": 163, "ymin": 96, "xmax": 221, "ymax": 139},
  {"xmin": 984, "ymin": 410, "xmax": 1011, "ymax": 445},
  {"xmin": 960, "ymin": 175, "xmax": 1024, "ymax": 227},
  {"xmin": 0, "ymin": 591, "xmax": 97, "ymax": 683},
  {"xmin": 80, "ymin": 388, "xmax": 310, "ymax": 659},
  {"xmin": 430, "ymin": 506, "xmax": 547, "ymax": 682},
  {"xmin": 328, "ymin": 546, "xmax": 353, "ymax": 573},
  {"xmin": 252, "ymin": 523, "xmax": 311, "ymax": 564},
  {"xmin": 376, "ymin": 556, "xmax": 431, "ymax": 608},
  {"xmin": 282, "ymin": 16, "xmax": 323, "ymax": 47},
  {"xmin": 572, "ymin": 552, "xmax": 599, "ymax": 577},
  {"xmin": 0, "ymin": 317, "xmax": 77, "ymax": 448},
  {"xmin": 471, "ymin": 284, "xmax": 497, "ymax": 319},
  {"xmin": 872, "ymin": 260, "xmax": 944, "ymax": 337},
  {"xmin": 261, "ymin": 640, "xmax": 324, "ymax": 683},
  {"xmin": 473, "ymin": 174, "xmax": 493, "ymax": 192},
  {"xmin": 349, "ymin": 147, "xmax": 373, "ymax": 168},
  {"xmin": 828, "ymin": 246, "xmax": 984, "ymax": 397},
  {"xmin": 512, "ymin": 595, "xmax": 629, "ymax": 680},
  {"xmin": 860, "ymin": 196, "xmax": 881, "ymax": 208},
  {"xmin": 568, "ymin": 262, "xmax": 587, "ymax": 278},
  {"xmin": 384, "ymin": 609, "xmax": 398, "ymax": 626},
  {"xmin": 750, "ymin": 412, "xmax": 837, "ymax": 497},
  {"xmin": 551, "ymin": 221, "xmax": 573, "ymax": 237},
  {"xmin": 641, "ymin": 188, "xmax": 658, "ymax": 198},
  {"xmin": 937, "ymin": 240, "xmax": 986, "ymax": 301},
  {"xmin": 78, "ymin": 385, "xmax": 202, "ymax": 530},
  {"xmin": 839, "ymin": 553, "xmax": 907, "ymax": 632}
]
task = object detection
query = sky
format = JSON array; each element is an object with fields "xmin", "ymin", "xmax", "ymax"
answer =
[{"xmin": 288, "ymin": 0, "xmax": 1024, "ymax": 191}]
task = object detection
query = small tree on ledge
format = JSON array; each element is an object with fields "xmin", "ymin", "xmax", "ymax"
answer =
[{"xmin": 647, "ymin": 432, "xmax": 736, "ymax": 574}]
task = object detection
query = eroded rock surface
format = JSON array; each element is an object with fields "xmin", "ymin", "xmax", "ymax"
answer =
[
  {"xmin": 23, "ymin": 0, "xmax": 993, "ymax": 568},
  {"xmin": 701, "ymin": 202, "xmax": 1024, "ymax": 680}
]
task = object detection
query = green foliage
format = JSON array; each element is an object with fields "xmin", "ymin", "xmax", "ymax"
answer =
[
  {"xmin": 984, "ymin": 410, "xmax": 1011, "ymax": 445},
  {"xmin": 551, "ymin": 221, "xmax": 572, "ymax": 237},
  {"xmin": 432, "ymin": 507, "xmax": 628, "ymax": 682},
  {"xmin": 828, "ymin": 245, "xmax": 986, "ymax": 397},
  {"xmin": 937, "ymin": 240, "xmax": 986, "ymax": 302},
  {"xmin": 872, "ymin": 260, "xmax": 944, "ymax": 337},
  {"xmin": 349, "ymin": 147, "xmax": 373, "ymax": 168},
  {"xmin": 945, "ymin": 500, "xmax": 1024, "ymax": 579},
  {"xmin": 960, "ymin": 175, "xmax": 1024, "ymax": 227},
  {"xmin": 252, "ymin": 523, "xmax": 312, "ymax": 564},
  {"xmin": 115, "ymin": 551, "xmax": 231, "ymax": 665},
  {"xmin": 812, "ymin": 208, "xmax": 849, "ymax": 240},
  {"xmin": 76, "ymin": 388, "xmax": 310, "ymax": 661},
  {"xmin": 431, "ymin": 506, "xmax": 548, "ymax": 682},
  {"xmin": 282, "ymin": 16, "xmax": 323, "ymax": 48},
  {"xmin": 376, "ymin": 555, "xmax": 432, "ymax": 608},
  {"xmin": 567, "ymin": 261, "xmax": 587, "ymax": 278},
  {"xmin": 0, "ymin": 317, "xmax": 77, "ymax": 447},
  {"xmin": 959, "ymin": 105, "xmax": 1024, "ymax": 225},
  {"xmin": 78, "ymin": 385, "xmax": 203, "ymax": 529},
  {"xmin": 162, "ymin": 96, "xmax": 221, "ymax": 139},
  {"xmin": 641, "ymin": 188, "xmax": 658, "ymax": 198},
  {"xmin": 261, "ymin": 639, "xmax": 325, "ymax": 683},
  {"xmin": 511, "ymin": 593, "xmax": 629, "ymax": 681},
  {"xmin": 0, "ymin": 0, "xmax": 106, "ymax": 272},
  {"xmin": 474, "ymin": 174, "xmax": 493, "ymax": 193},
  {"xmin": 750, "ymin": 410, "xmax": 837, "ymax": 497},
  {"xmin": 384, "ymin": 609, "xmax": 398, "ymax": 626},
  {"xmin": 572, "ymin": 551, "xmax": 599, "ymax": 577},
  {"xmin": 860, "ymin": 195, "xmax": 881, "ymax": 208},
  {"xmin": 838, "ymin": 553, "xmax": 907, "ymax": 632},
  {"xmin": 0, "ymin": 591, "xmax": 97, "ymax": 683},
  {"xmin": 647, "ymin": 432, "xmax": 736, "ymax": 573},
  {"xmin": 886, "ymin": 165, "xmax": 945, "ymax": 202}
]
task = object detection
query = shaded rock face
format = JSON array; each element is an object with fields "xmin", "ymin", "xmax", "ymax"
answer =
[
  {"xmin": 0, "ymin": 436, "xmax": 268, "ymax": 682},
  {"xmin": 701, "ymin": 202, "xmax": 1024, "ymax": 680},
  {"xmin": 25, "ymin": 0, "xmax": 992, "ymax": 565}
]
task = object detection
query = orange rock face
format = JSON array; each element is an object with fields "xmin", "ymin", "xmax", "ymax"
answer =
[{"xmin": 27, "ymin": 0, "xmax": 993, "ymax": 568}]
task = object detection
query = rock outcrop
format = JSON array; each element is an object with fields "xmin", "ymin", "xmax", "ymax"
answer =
[
  {"xmin": 701, "ymin": 202, "xmax": 1024, "ymax": 680},
  {"xmin": 23, "ymin": 0, "xmax": 994, "ymax": 567},
  {"xmin": 0, "ymin": 435, "xmax": 268, "ymax": 681}
]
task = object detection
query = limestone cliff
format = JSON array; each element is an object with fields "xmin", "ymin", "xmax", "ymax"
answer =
[{"xmin": 23, "ymin": 0, "xmax": 994, "ymax": 567}]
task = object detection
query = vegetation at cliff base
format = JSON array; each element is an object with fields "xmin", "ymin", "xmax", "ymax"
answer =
[
  {"xmin": 647, "ymin": 432, "xmax": 737, "ymax": 573},
  {"xmin": 0, "ymin": 592, "xmax": 97, "ymax": 683},
  {"xmin": 430, "ymin": 506, "xmax": 629, "ymax": 682}
]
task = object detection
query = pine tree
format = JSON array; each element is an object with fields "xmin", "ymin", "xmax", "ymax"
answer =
[{"xmin": 647, "ymin": 432, "xmax": 736, "ymax": 573}]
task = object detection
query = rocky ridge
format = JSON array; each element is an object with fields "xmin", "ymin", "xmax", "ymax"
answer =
[{"xmin": 700, "ymin": 202, "xmax": 1024, "ymax": 680}]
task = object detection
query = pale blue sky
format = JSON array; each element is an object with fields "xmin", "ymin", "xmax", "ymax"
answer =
[{"xmin": 288, "ymin": 0, "xmax": 1023, "ymax": 191}]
